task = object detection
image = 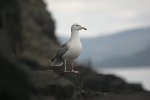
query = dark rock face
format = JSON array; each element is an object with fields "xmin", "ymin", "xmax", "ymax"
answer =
[
  {"xmin": 21, "ymin": 0, "xmax": 55, "ymax": 38},
  {"xmin": 0, "ymin": 55, "xmax": 32, "ymax": 100},
  {"xmin": 0, "ymin": 0, "xmax": 150, "ymax": 100},
  {"xmin": 0, "ymin": 0, "xmax": 22, "ymax": 58},
  {"xmin": 20, "ymin": 0, "xmax": 58, "ymax": 63},
  {"xmin": 0, "ymin": 0, "xmax": 58, "ymax": 66}
]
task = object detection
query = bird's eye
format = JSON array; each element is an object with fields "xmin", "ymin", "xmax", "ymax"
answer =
[{"xmin": 76, "ymin": 25, "xmax": 79, "ymax": 26}]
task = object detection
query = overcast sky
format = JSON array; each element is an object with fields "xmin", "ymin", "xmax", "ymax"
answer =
[{"xmin": 44, "ymin": 0, "xmax": 150, "ymax": 38}]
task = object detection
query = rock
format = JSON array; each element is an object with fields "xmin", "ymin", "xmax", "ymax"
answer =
[
  {"xmin": 31, "ymin": 69, "xmax": 74, "ymax": 99},
  {"xmin": 0, "ymin": 55, "xmax": 32, "ymax": 100}
]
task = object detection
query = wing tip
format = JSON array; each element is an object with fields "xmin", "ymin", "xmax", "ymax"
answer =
[{"xmin": 50, "ymin": 59, "xmax": 63, "ymax": 66}]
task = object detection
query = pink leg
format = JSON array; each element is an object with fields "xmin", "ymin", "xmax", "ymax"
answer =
[
  {"xmin": 71, "ymin": 61, "xmax": 79, "ymax": 73},
  {"xmin": 64, "ymin": 60, "xmax": 70, "ymax": 72}
]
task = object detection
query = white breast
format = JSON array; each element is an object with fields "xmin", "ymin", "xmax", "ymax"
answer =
[
  {"xmin": 62, "ymin": 30, "xmax": 82, "ymax": 60},
  {"xmin": 62, "ymin": 40, "xmax": 82, "ymax": 60}
]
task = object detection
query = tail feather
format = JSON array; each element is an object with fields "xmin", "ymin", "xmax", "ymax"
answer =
[{"xmin": 51, "ymin": 58, "xmax": 63, "ymax": 66}]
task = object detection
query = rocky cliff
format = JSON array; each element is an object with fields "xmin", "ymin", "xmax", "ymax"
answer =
[
  {"xmin": 0, "ymin": 0, "xmax": 57, "ymax": 66},
  {"xmin": 0, "ymin": 0, "xmax": 150, "ymax": 100}
]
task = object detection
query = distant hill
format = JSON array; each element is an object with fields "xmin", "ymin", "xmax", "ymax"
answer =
[
  {"xmin": 59, "ymin": 27, "xmax": 150, "ymax": 68},
  {"xmin": 99, "ymin": 45, "xmax": 150, "ymax": 67}
]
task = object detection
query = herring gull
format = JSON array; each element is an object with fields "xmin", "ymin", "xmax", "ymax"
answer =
[{"xmin": 51, "ymin": 23, "xmax": 87, "ymax": 73}]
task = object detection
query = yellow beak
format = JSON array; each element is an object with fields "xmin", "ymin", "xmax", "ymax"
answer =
[{"xmin": 81, "ymin": 27, "xmax": 87, "ymax": 30}]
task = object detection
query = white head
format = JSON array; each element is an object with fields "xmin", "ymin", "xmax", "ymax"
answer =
[{"xmin": 71, "ymin": 23, "xmax": 87, "ymax": 32}]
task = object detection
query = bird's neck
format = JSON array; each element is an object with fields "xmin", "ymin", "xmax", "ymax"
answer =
[{"xmin": 70, "ymin": 30, "xmax": 80, "ymax": 41}]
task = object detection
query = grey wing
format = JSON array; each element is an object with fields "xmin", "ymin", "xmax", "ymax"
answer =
[{"xmin": 55, "ymin": 43, "xmax": 68, "ymax": 58}]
